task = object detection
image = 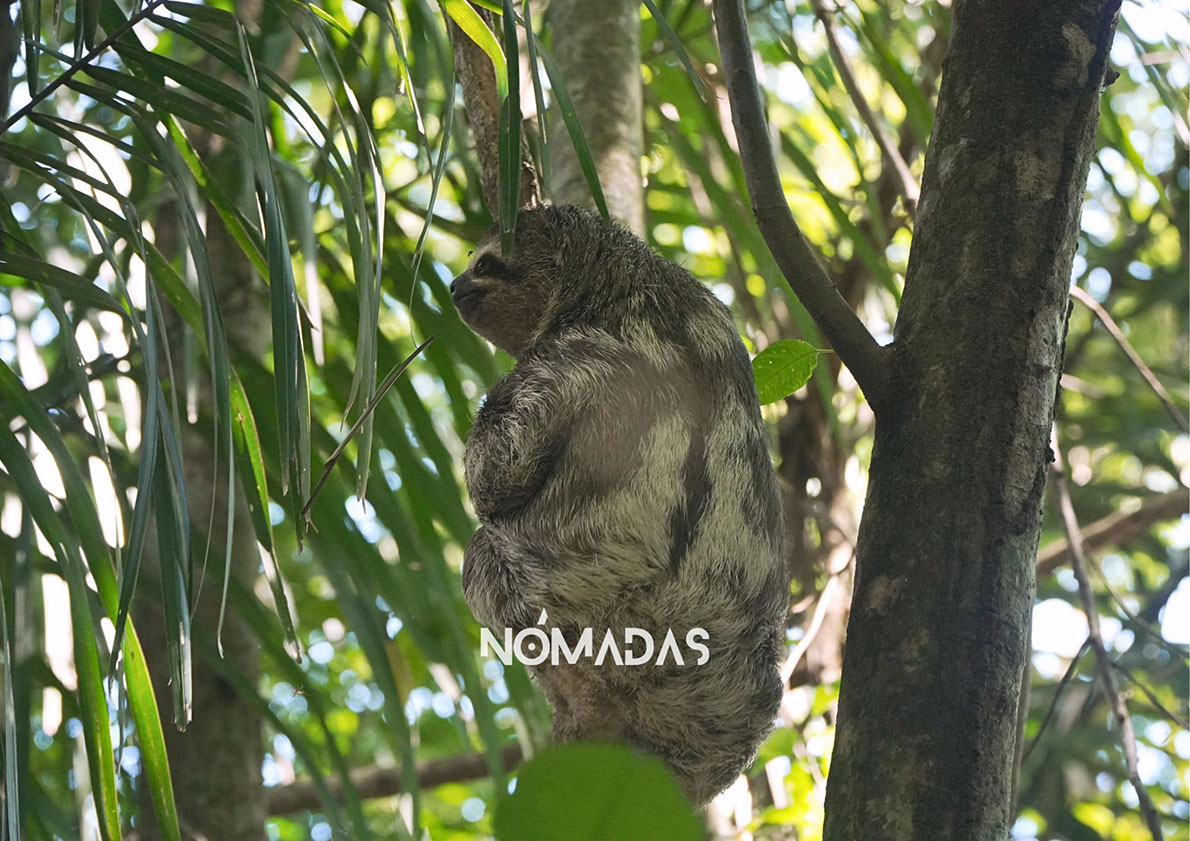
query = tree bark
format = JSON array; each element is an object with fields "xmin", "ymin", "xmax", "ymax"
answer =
[
  {"xmin": 448, "ymin": 8, "xmax": 539, "ymax": 218},
  {"xmin": 822, "ymin": 2, "xmax": 1120, "ymax": 839},
  {"xmin": 547, "ymin": 0, "xmax": 643, "ymax": 233}
]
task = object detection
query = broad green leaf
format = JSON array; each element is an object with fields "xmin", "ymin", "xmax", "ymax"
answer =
[
  {"xmin": 752, "ymin": 340, "xmax": 823, "ymax": 404},
  {"xmin": 494, "ymin": 743, "xmax": 702, "ymax": 841}
]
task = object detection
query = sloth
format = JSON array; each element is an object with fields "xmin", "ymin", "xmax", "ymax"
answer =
[{"xmin": 450, "ymin": 204, "xmax": 788, "ymax": 805}]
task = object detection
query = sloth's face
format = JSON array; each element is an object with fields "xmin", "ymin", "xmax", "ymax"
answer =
[{"xmin": 450, "ymin": 232, "xmax": 550, "ymax": 358}]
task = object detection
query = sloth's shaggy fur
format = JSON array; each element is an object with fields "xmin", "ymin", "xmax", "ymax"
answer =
[{"xmin": 452, "ymin": 205, "xmax": 788, "ymax": 804}]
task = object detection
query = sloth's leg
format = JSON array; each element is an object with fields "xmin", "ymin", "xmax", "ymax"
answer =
[{"xmin": 461, "ymin": 526, "xmax": 535, "ymax": 630}]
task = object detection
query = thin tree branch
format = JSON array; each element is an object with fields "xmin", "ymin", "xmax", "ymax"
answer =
[
  {"xmin": 809, "ymin": 0, "xmax": 919, "ymax": 216},
  {"xmin": 1050, "ymin": 433, "xmax": 1166, "ymax": 841},
  {"xmin": 301, "ymin": 336, "xmax": 433, "ymax": 522},
  {"xmin": 1010, "ymin": 626, "xmax": 1032, "ymax": 815},
  {"xmin": 1111, "ymin": 659, "xmax": 1190, "ymax": 730},
  {"xmin": 1037, "ymin": 490, "xmax": 1188, "ymax": 578},
  {"xmin": 711, "ymin": 0, "xmax": 890, "ymax": 411},
  {"xmin": 780, "ymin": 559, "xmax": 850, "ymax": 688},
  {"xmin": 1070, "ymin": 285, "xmax": 1189, "ymax": 433},
  {"xmin": 1139, "ymin": 553, "xmax": 1188, "ymax": 625},
  {"xmin": 446, "ymin": 4, "xmax": 538, "ymax": 220},
  {"xmin": 1020, "ymin": 638, "xmax": 1091, "ymax": 766},
  {"xmin": 0, "ymin": 0, "xmax": 169, "ymax": 135},
  {"xmin": 266, "ymin": 744, "xmax": 524, "ymax": 816}
]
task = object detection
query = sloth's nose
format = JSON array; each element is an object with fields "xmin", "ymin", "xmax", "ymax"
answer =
[{"xmin": 450, "ymin": 272, "xmax": 474, "ymax": 300}]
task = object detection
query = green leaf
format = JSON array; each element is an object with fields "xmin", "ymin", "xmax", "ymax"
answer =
[
  {"xmin": 230, "ymin": 382, "xmax": 300, "ymax": 657},
  {"xmin": 498, "ymin": 0, "xmax": 521, "ymax": 251},
  {"xmin": 386, "ymin": 0, "xmax": 425, "ymax": 136},
  {"xmin": 164, "ymin": 116, "xmax": 268, "ymax": 277},
  {"xmin": 0, "ymin": 417, "xmax": 120, "ymax": 841},
  {"xmin": 494, "ymin": 743, "xmax": 702, "ymax": 841},
  {"xmin": 0, "ymin": 560, "xmax": 19, "ymax": 839},
  {"xmin": 301, "ymin": 337, "xmax": 434, "ymax": 524},
  {"xmin": 72, "ymin": 66, "xmax": 238, "ymax": 137},
  {"xmin": 133, "ymin": 108, "xmax": 236, "ymax": 671},
  {"xmin": 442, "ymin": 0, "xmax": 507, "ymax": 98},
  {"xmin": 107, "ymin": 38, "xmax": 255, "ymax": 120},
  {"xmin": 109, "ymin": 258, "xmax": 165, "ymax": 687},
  {"xmin": 0, "ymin": 252, "xmax": 125, "ymax": 314},
  {"xmin": 118, "ymin": 622, "xmax": 183, "ymax": 841},
  {"xmin": 752, "ymin": 340, "xmax": 822, "ymax": 404},
  {"xmin": 151, "ymin": 430, "xmax": 193, "ymax": 728},
  {"xmin": 522, "ymin": 0, "xmax": 549, "ymax": 195},
  {"xmin": 238, "ymin": 24, "xmax": 305, "ymax": 498},
  {"xmin": 45, "ymin": 302, "xmax": 114, "ymax": 488}
]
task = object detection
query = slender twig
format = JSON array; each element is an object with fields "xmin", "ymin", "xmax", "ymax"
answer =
[
  {"xmin": 809, "ymin": 0, "xmax": 919, "ymax": 216},
  {"xmin": 1111, "ymin": 659, "xmax": 1190, "ymax": 730},
  {"xmin": 0, "ymin": 0, "xmax": 169, "ymax": 135},
  {"xmin": 301, "ymin": 337, "xmax": 434, "ymax": 521},
  {"xmin": 1070, "ymin": 285, "xmax": 1189, "ymax": 433},
  {"xmin": 711, "ymin": 0, "xmax": 890, "ymax": 410},
  {"xmin": 1051, "ymin": 432, "xmax": 1166, "ymax": 841},
  {"xmin": 1037, "ymin": 490, "xmax": 1188, "ymax": 577},
  {"xmin": 780, "ymin": 561, "xmax": 850, "ymax": 687},
  {"xmin": 1021, "ymin": 638, "xmax": 1091, "ymax": 765},
  {"xmin": 1084, "ymin": 548, "xmax": 1181, "ymax": 654}
]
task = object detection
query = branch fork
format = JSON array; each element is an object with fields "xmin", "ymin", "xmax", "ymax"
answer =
[{"xmin": 712, "ymin": 0, "xmax": 891, "ymax": 411}]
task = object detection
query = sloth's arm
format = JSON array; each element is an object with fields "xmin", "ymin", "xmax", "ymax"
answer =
[
  {"xmin": 463, "ymin": 360, "xmax": 568, "ymax": 522},
  {"xmin": 465, "ymin": 329, "xmax": 656, "ymax": 522}
]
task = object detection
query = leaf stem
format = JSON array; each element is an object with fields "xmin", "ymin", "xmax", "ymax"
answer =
[{"xmin": 1, "ymin": 0, "xmax": 169, "ymax": 136}]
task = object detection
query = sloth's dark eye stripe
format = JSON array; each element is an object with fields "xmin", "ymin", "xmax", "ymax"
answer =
[{"xmin": 473, "ymin": 253, "xmax": 503, "ymax": 276}]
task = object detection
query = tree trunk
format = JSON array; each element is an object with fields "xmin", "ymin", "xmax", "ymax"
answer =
[
  {"xmin": 822, "ymin": 2, "xmax": 1120, "ymax": 839},
  {"xmin": 547, "ymin": 0, "xmax": 643, "ymax": 233},
  {"xmin": 136, "ymin": 209, "xmax": 269, "ymax": 841}
]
